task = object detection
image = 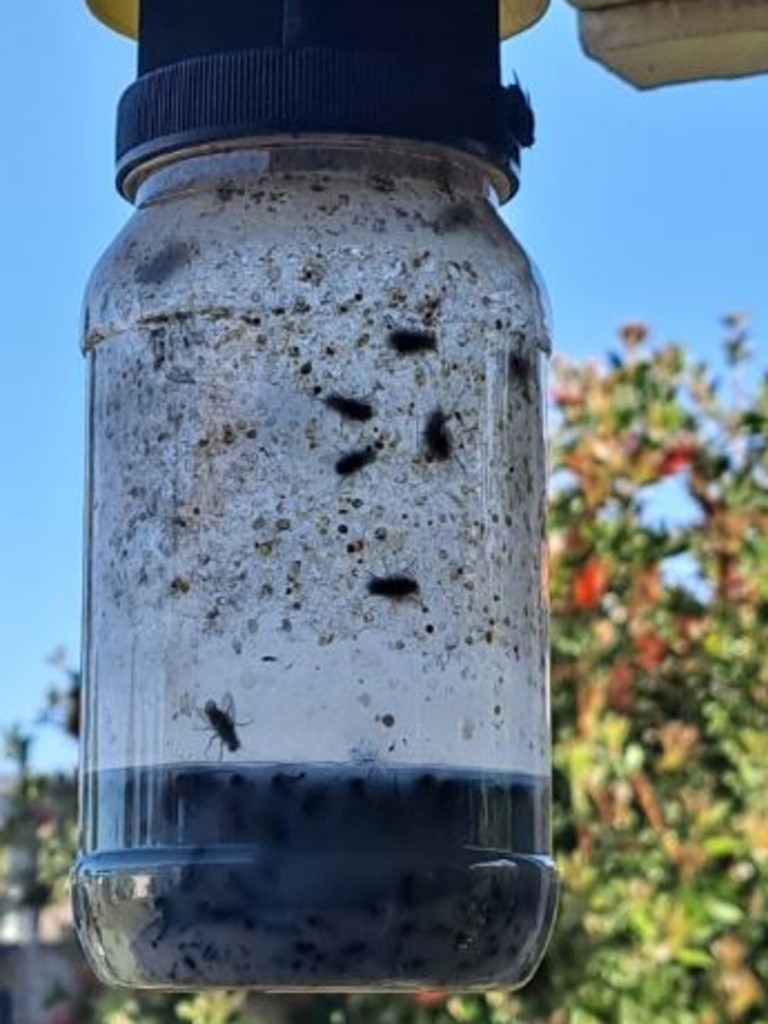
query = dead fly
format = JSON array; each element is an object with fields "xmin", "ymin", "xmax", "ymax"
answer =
[
  {"xmin": 388, "ymin": 329, "xmax": 437, "ymax": 355},
  {"xmin": 423, "ymin": 406, "xmax": 453, "ymax": 462},
  {"xmin": 323, "ymin": 392, "xmax": 374, "ymax": 422},
  {"xmin": 200, "ymin": 693, "xmax": 248, "ymax": 758},
  {"xmin": 509, "ymin": 351, "xmax": 533, "ymax": 403},
  {"xmin": 367, "ymin": 574, "xmax": 420, "ymax": 601},
  {"xmin": 335, "ymin": 445, "xmax": 377, "ymax": 477}
]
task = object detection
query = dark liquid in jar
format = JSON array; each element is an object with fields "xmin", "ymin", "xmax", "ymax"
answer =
[{"xmin": 72, "ymin": 763, "xmax": 558, "ymax": 990}]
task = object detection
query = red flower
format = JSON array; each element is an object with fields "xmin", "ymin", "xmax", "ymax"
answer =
[
  {"xmin": 634, "ymin": 632, "xmax": 666, "ymax": 671},
  {"xmin": 413, "ymin": 991, "xmax": 446, "ymax": 1008},
  {"xmin": 552, "ymin": 381, "xmax": 583, "ymax": 408},
  {"xmin": 608, "ymin": 660, "xmax": 635, "ymax": 712},
  {"xmin": 573, "ymin": 560, "xmax": 608, "ymax": 610},
  {"xmin": 659, "ymin": 438, "xmax": 697, "ymax": 476}
]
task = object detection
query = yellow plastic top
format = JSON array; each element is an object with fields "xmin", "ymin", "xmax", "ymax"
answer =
[
  {"xmin": 86, "ymin": 0, "xmax": 550, "ymax": 41},
  {"xmin": 86, "ymin": 0, "xmax": 136, "ymax": 38}
]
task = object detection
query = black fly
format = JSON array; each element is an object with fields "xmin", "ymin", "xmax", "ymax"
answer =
[
  {"xmin": 323, "ymin": 393, "xmax": 374, "ymax": 422},
  {"xmin": 201, "ymin": 693, "xmax": 246, "ymax": 757},
  {"xmin": 388, "ymin": 329, "xmax": 437, "ymax": 355},
  {"xmin": 335, "ymin": 446, "xmax": 377, "ymax": 477},
  {"xmin": 509, "ymin": 352, "xmax": 528, "ymax": 378},
  {"xmin": 509, "ymin": 351, "xmax": 532, "ymax": 403},
  {"xmin": 367, "ymin": 574, "xmax": 420, "ymax": 600},
  {"xmin": 423, "ymin": 406, "xmax": 453, "ymax": 462}
]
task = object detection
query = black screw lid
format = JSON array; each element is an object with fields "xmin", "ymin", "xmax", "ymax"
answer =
[{"xmin": 116, "ymin": 0, "xmax": 534, "ymax": 198}]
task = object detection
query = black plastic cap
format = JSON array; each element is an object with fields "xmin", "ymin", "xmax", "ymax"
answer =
[{"xmin": 116, "ymin": 0, "xmax": 531, "ymax": 197}]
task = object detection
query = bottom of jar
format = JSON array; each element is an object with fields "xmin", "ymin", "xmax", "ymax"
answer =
[{"xmin": 72, "ymin": 762, "xmax": 558, "ymax": 991}]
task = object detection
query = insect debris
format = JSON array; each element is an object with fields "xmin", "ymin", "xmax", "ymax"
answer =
[
  {"xmin": 387, "ymin": 329, "xmax": 438, "ymax": 355},
  {"xmin": 335, "ymin": 446, "xmax": 377, "ymax": 477},
  {"xmin": 323, "ymin": 392, "xmax": 374, "ymax": 422},
  {"xmin": 367, "ymin": 574, "xmax": 420, "ymax": 600},
  {"xmin": 423, "ymin": 406, "xmax": 453, "ymax": 462}
]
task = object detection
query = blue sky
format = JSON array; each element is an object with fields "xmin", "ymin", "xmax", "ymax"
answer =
[{"xmin": 1, "ymin": 2, "xmax": 767, "ymax": 773}]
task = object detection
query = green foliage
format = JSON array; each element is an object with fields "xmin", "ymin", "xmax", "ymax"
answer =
[
  {"xmin": 175, "ymin": 991, "xmax": 249, "ymax": 1024},
  {"xmin": 81, "ymin": 988, "xmax": 250, "ymax": 1024},
  {"xmin": 537, "ymin": 321, "xmax": 768, "ymax": 1024},
  {"xmin": 5, "ymin": 321, "xmax": 768, "ymax": 1023},
  {"xmin": 0, "ymin": 723, "xmax": 76, "ymax": 914}
]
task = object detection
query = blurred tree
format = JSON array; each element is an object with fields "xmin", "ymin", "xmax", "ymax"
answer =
[
  {"xmin": 6, "ymin": 322, "xmax": 767, "ymax": 1023},
  {"xmin": 533, "ymin": 319, "xmax": 768, "ymax": 1024},
  {"xmin": 39, "ymin": 647, "xmax": 81, "ymax": 739}
]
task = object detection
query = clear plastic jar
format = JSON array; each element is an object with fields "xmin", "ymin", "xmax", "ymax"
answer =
[{"xmin": 72, "ymin": 139, "xmax": 557, "ymax": 990}]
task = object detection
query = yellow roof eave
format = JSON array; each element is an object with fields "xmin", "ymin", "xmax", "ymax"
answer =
[{"xmin": 86, "ymin": 0, "xmax": 550, "ymax": 42}]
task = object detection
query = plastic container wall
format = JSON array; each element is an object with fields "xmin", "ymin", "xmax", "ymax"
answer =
[{"xmin": 72, "ymin": 140, "xmax": 558, "ymax": 990}]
